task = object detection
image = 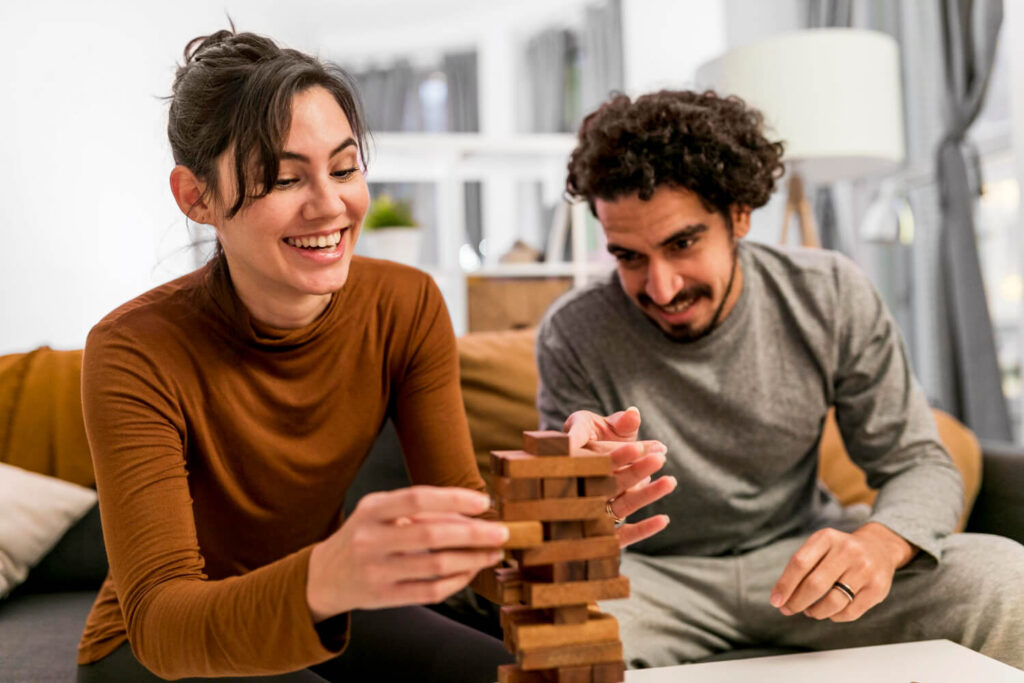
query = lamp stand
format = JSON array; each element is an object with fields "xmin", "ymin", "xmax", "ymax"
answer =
[{"xmin": 780, "ymin": 172, "xmax": 820, "ymax": 248}]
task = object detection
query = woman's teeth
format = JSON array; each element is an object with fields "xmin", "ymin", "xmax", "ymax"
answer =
[{"xmin": 285, "ymin": 231, "xmax": 342, "ymax": 250}]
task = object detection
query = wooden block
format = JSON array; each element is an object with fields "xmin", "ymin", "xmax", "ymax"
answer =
[
  {"xmin": 519, "ymin": 640, "xmax": 623, "ymax": 670},
  {"xmin": 492, "ymin": 450, "xmax": 612, "ymax": 479},
  {"xmin": 497, "ymin": 664, "xmax": 551, "ymax": 683},
  {"xmin": 500, "ymin": 604, "xmax": 544, "ymax": 631},
  {"xmin": 495, "ymin": 477, "xmax": 543, "ymax": 501},
  {"xmin": 553, "ymin": 604, "xmax": 590, "ymax": 624},
  {"xmin": 546, "ymin": 521, "xmax": 584, "ymax": 541},
  {"xmin": 512, "ymin": 612, "xmax": 619, "ymax": 651},
  {"xmin": 522, "ymin": 561, "xmax": 588, "ymax": 583},
  {"xmin": 502, "ymin": 521, "xmax": 544, "ymax": 548},
  {"xmin": 473, "ymin": 566, "xmax": 523, "ymax": 605},
  {"xmin": 555, "ymin": 666, "xmax": 591, "ymax": 683},
  {"xmin": 584, "ymin": 516, "xmax": 616, "ymax": 537},
  {"xmin": 583, "ymin": 476, "xmax": 617, "ymax": 497},
  {"xmin": 499, "ymin": 497, "xmax": 607, "ymax": 522},
  {"xmin": 518, "ymin": 536, "xmax": 619, "ymax": 566},
  {"xmin": 586, "ymin": 556, "xmax": 620, "ymax": 580},
  {"xmin": 524, "ymin": 577, "xmax": 630, "ymax": 608},
  {"xmin": 542, "ymin": 477, "xmax": 577, "ymax": 499},
  {"xmin": 524, "ymin": 430, "xmax": 571, "ymax": 456},
  {"xmin": 592, "ymin": 661, "xmax": 626, "ymax": 683}
]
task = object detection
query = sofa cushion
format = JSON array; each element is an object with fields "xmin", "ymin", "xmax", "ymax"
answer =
[
  {"xmin": 19, "ymin": 503, "xmax": 108, "ymax": 594},
  {"xmin": 0, "ymin": 589, "xmax": 97, "ymax": 682},
  {"xmin": 0, "ymin": 347, "xmax": 94, "ymax": 488},
  {"xmin": 0, "ymin": 463, "xmax": 97, "ymax": 598},
  {"xmin": 457, "ymin": 329, "xmax": 539, "ymax": 489}
]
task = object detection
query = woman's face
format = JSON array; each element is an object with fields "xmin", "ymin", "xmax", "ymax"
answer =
[{"xmin": 210, "ymin": 86, "xmax": 370, "ymax": 327}]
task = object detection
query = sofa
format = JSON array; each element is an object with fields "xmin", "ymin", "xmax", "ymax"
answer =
[{"xmin": 2, "ymin": 333, "xmax": 1024, "ymax": 681}]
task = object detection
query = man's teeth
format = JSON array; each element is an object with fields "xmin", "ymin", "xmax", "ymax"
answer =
[
  {"xmin": 661, "ymin": 300, "xmax": 694, "ymax": 313},
  {"xmin": 285, "ymin": 231, "xmax": 342, "ymax": 249}
]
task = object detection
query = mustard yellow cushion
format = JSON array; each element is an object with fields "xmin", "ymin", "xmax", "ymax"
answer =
[
  {"xmin": 0, "ymin": 348, "xmax": 94, "ymax": 487},
  {"xmin": 818, "ymin": 408, "xmax": 980, "ymax": 532},
  {"xmin": 457, "ymin": 329, "xmax": 540, "ymax": 490}
]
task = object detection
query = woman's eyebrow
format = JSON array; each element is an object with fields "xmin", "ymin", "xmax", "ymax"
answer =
[{"xmin": 280, "ymin": 138, "xmax": 356, "ymax": 163}]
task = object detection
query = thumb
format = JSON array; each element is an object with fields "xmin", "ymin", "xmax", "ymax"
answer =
[{"xmin": 607, "ymin": 406, "xmax": 641, "ymax": 439}]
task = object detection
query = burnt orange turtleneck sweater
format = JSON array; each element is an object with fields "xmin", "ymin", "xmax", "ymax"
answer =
[{"xmin": 77, "ymin": 255, "xmax": 484, "ymax": 678}]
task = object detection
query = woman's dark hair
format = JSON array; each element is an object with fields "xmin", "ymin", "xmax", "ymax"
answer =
[
  {"xmin": 168, "ymin": 29, "xmax": 368, "ymax": 219},
  {"xmin": 566, "ymin": 90, "xmax": 785, "ymax": 216}
]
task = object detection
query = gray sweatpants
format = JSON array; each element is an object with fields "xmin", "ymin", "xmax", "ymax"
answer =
[{"xmin": 603, "ymin": 532, "xmax": 1024, "ymax": 670}]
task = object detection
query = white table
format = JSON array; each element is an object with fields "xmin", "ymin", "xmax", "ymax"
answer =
[{"xmin": 625, "ymin": 640, "xmax": 1024, "ymax": 682}]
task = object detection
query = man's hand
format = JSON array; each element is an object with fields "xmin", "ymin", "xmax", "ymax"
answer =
[
  {"xmin": 770, "ymin": 522, "xmax": 917, "ymax": 622},
  {"xmin": 562, "ymin": 408, "xmax": 677, "ymax": 548}
]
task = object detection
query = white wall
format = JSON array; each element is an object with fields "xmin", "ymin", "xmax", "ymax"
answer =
[
  {"xmin": 0, "ymin": 1, "xmax": 353, "ymax": 354},
  {"xmin": 621, "ymin": 0, "xmax": 727, "ymax": 94},
  {"xmin": 0, "ymin": 0, "xmax": 599, "ymax": 354}
]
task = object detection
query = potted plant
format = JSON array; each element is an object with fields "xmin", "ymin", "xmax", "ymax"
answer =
[{"xmin": 361, "ymin": 194, "xmax": 422, "ymax": 266}]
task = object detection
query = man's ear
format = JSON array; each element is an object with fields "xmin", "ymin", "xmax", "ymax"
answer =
[
  {"xmin": 730, "ymin": 205, "xmax": 752, "ymax": 240},
  {"xmin": 169, "ymin": 165, "xmax": 215, "ymax": 225}
]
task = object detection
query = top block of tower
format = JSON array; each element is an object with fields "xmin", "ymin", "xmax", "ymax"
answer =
[{"xmin": 523, "ymin": 430, "xmax": 571, "ymax": 456}]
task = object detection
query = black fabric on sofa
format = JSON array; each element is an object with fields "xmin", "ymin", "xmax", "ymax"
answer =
[{"xmin": 4, "ymin": 423, "xmax": 1024, "ymax": 681}]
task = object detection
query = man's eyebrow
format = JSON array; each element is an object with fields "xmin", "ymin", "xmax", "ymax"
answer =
[
  {"xmin": 280, "ymin": 138, "xmax": 357, "ymax": 163},
  {"xmin": 658, "ymin": 224, "xmax": 708, "ymax": 248}
]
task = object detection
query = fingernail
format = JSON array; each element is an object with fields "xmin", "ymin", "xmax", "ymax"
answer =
[
  {"xmin": 780, "ymin": 607, "xmax": 792, "ymax": 616},
  {"xmin": 770, "ymin": 593, "xmax": 782, "ymax": 607},
  {"xmin": 627, "ymin": 406, "xmax": 640, "ymax": 414},
  {"xmin": 496, "ymin": 524, "xmax": 510, "ymax": 542}
]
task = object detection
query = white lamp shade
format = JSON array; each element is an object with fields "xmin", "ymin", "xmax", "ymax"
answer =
[{"xmin": 696, "ymin": 29, "xmax": 906, "ymax": 182}]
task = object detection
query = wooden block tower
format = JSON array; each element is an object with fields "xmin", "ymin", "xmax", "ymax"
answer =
[{"xmin": 473, "ymin": 430, "xmax": 629, "ymax": 683}]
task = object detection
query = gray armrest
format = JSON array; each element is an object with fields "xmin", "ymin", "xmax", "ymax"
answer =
[{"xmin": 966, "ymin": 440, "xmax": 1024, "ymax": 544}]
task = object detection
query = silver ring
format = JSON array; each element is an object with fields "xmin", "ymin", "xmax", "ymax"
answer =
[
  {"xmin": 831, "ymin": 581, "xmax": 856, "ymax": 602},
  {"xmin": 605, "ymin": 498, "xmax": 625, "ymax": 525}
]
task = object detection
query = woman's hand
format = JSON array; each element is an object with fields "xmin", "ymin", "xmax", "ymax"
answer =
[
  {"xmin": 563, "ymin": 408, "xmax": 677, "ymax": 548},
  {"xmin": 306, "ymin": 486, "xmax": 508, "ymax": 622}
]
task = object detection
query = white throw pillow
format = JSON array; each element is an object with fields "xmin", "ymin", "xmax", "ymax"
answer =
[{"xmin": 0, "ymin": 462, "xmax": 97, "ymax": 598}]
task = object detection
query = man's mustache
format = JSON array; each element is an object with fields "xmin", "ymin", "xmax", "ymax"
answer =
[{"xmin": 638, "ymin": 284, "xmax": 713, "ymax": 309}]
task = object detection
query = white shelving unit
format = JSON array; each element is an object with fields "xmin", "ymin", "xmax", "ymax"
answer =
[{"xmin": 365, "ymin": 133, "xmax": 613, "ymax": 334}]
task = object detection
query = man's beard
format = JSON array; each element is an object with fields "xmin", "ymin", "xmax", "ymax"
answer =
[{"xmin": 637, "ymin": 247, "xmax": 739, "ymax": 343}]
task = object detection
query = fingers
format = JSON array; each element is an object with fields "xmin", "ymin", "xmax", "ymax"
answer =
[
  {"xmin": 610, "ymin": 475, "xmax": 677, "ymax": 520},
  {"xmin": 385, "ymin": 547, "xmax": 505, "ymax": 584},
  {"xmin": 564, "ymin": 410, "xmax": 604, "ymax": 449},
  {"xmin": 770, "ymin": 530, "xmax": 831, "ymax": 612},
  {"xmin": 613, "ymin": 447, "xmax": 668, "ymax": 491},
  {"xmin": 384, "ymin": 517, "xmax": 509, "ymax": 553},
  {"xmin": 563, "ymin": 407, "xmax": 644, "ymax": 449},
  {"xmin": 354, "ymin": 486, "xmax": 491, "ymax": 522},
  {"xmin": 606, "ymin": 406, "xmax": 641, "ymax": 440},
  {"xmin": 616, "ymin": 514, "xmax": 670, "ymax": 548}
]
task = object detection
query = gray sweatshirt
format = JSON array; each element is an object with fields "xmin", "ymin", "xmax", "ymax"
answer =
[{"xmin": 536, "ymin": 241, "xmax": 963, "ymax": 562}]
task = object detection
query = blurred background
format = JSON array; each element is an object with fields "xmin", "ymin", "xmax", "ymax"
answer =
[{"xmin": 1, "ymin": 0, "xmax": 1020, "ymax": 443}]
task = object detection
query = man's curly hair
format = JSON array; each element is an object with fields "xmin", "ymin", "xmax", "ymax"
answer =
[{"xmin": 567, "ymin": 90, "xmax": 785, "ymax": 216}]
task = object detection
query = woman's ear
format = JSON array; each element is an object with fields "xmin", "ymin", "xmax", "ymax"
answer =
[{"xmin": 170, "ymin": 166, "xmax": 215, "ymax": 224}]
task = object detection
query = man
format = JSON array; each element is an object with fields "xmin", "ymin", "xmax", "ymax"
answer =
[{"xmin": 536, "ymin": 90, "xmax": 1024, "ymax": 668}]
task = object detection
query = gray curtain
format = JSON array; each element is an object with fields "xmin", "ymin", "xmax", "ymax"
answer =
[
  {"xmin": 803, "ymin": 0, "xmax": 1010, "ymax": 440},
  {"xmin": 580, "ymin": 0, "xmax": 625, "ymax": 118},
  {"xmin": 526, "ymin": 28, "xmax": 576, "ymax": 133},
  {"xmin": 443, "ymin": 51, "xmax": 484, "ymax": 256},
  {"xmin": 936, "ymin": 0, "xmax": 1010, "ymax": 439}
]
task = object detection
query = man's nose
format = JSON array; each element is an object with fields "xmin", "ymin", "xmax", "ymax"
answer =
[{"xmin": 645, "ymin": 259, "xmax": 683, "ymax": 306}]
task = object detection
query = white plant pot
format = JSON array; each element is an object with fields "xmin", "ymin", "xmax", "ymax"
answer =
[{"xmin": 362, "ymin": 227, "xmax": 422, "ymax": 266}]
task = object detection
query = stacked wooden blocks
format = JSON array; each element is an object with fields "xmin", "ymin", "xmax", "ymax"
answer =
[{"xmin": 473, "ymin": 430, "xmax": 629, "ymax": 683}]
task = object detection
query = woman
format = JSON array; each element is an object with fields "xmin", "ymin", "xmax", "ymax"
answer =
[{"xmin": 77, "ymin": 29, "xmax": 671, "ymax": 682}]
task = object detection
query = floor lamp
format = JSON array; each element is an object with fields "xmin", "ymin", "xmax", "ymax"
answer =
[{"xmin": 696, "ymin": 29, "xmax": 906, "ymax": 246}]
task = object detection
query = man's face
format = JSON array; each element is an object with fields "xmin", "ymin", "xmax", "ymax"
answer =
[{"xmin": 597, "ymin": 186, "xmax": 751, "ymax": 342}]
